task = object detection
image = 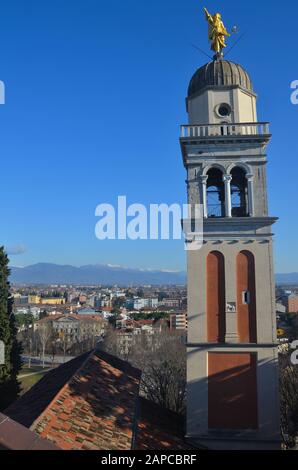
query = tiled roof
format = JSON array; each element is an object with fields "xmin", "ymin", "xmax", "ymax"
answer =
[
  {"xmin": 6, "ymin": 350, "xmax": 196, "ymax": 451},
  {"xmin": 6, "ymin": 350, "xmax": 141, "ymax": 450},
  {"xmin": 136, "ymin": 399, "xmax": 195, "ymax": 451},
  {"xmin": 36, "ymin": 314, "xmax": 106, "ymax": 324},
  {"xmin": 5, "ymin": 352, "xmax": 91, "ymax": 428}
]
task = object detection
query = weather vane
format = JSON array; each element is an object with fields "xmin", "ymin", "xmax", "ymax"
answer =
[{"xmin": 204, "ymin": 7, "xmax": 235, "ymax": 59}]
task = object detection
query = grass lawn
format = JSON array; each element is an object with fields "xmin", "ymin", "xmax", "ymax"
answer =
[
  {"xmin": 19, "ymin": 372, "xmax": 45, "ymax": 394},
  {"xmin": 20, "ymin": 365, "xmax": 47, "ymax": 375},
  {"xmin": 19, "ymin": 364, "xmax": 54, "ymax": 394}
]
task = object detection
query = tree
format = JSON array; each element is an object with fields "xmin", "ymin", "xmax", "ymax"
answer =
[
  {"xmin": 100, "ymin": 327, "xmax": 186, "ymax": 415},
  {"xmin": 39, "ymin": 310, "xmax": 48, "ymax": 320},
  {"xmin": 134, "ymin": 331, "xmax": 186, "ymax": 415},
  {"xmin": 279, "ymin": 351, "xmax": 298, "ymax": 448},
  {"xmin": 15, "ymin": 313, "xmax": 34, "ymax": 329},
  {"xmin": 37, "ymin": 322, "xmax": 52, "ymax": 368},
  {"xmin": 17, "ymin": 317, "xmax": 35, "ymax": 369},
  {"xmin": 0, "ymin": 248, "xmax": 22, "ymax": 410},
  {"xmin": 57, "ymin": 330, "xmax": 75, "ymax": 363},
  {"xmin": 112, "ymin": 297, "xmax": 124, "ymax": 309},
  {"xmin": 48, "ymin": 330, "xmax": 59, "ymax": 367}
]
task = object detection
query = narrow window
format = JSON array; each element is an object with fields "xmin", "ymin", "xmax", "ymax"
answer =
[
  {"xmin": 231, "ymin": 167, "xmax": 248, "ymax": 217},
  {"xmin": 207, "ymin": 168, "xmax": 225, "ymax": 218},
  {"xmin": 237, "ymin": 251, "xmax": 257, "ymax": 343},
  {"xmin": 206, "ymin": 251, "xmax": 226, "ymax": 343},
  {"xmin": 242, "ymin": 291, "xmax": 251, "ymax": 305}
]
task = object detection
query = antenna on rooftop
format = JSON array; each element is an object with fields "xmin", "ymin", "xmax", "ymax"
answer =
[
  {"xmin": 191, "ymin": 43, "xmax": 213, "ymax": 61},
  {"xmin": 225, "ymin": 32, "xmax": 246, "ymax": 58}
]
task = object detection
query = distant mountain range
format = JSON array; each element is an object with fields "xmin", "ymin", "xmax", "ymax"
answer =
[
  {"xmin": 10, "ymin": 263, "xmax": 186, "ymax": 286},
  {"xmin": 9, "ymin": 263, "xmax": 298, "ymax": 286},
  {"xmin": 275, "ymin": 273, "xmax": 298, "ymax": 285}
]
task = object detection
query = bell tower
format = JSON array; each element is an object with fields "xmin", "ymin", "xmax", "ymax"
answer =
[{"xmin": 181, "ymin": 54, "xmax": 281, "ymax": 449}]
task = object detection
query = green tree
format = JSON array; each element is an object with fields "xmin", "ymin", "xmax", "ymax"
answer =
[
  {"xmin": 0, "ymin": 248, "xmax": 22, "ymax": 410},
  {"xmin": 39, "ymin": 310, "xmax": 48, "ymax": 320},
  {"xmin": 15, "ymin": 313, "xmax": 34, "ymax": 328}
]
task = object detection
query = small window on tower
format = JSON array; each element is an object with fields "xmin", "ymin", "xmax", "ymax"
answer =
[
  {"xmin": 242, "ymin": 291, "xmax": 251, "ymax": 305},
  {"xmin": 217, "ymin": 103, "xmax": 232, "ymax": 117}
]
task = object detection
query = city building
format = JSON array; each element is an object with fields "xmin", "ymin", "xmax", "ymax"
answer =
[
  {"xmin": 281, "ymin": 293, "xmax": 298, "ymax": 314},
  {"xmin": 181, "ymin": 52, "xmax": 280, "ymax": 447},
  {"xmin": 12, "ymin": 294, "xmax": 28, "ymax": 305},
  {"xmin": 34, "ymin": 314, "xmax": 107, "ymax": 340},
  {"xmin": 77, "ymin": 307, "xmax": 98, "ymax": 316},
  {"xmin": 160, "ymin": 299, "xmax": 182, "ymax": 309},
  {"xmin": 170, "ymin": 313, "xmax": 187, "ymax": 331},
  {"xmin": 276, "ymin": 302, "xmax": 286, "ymax": 314},
  {"xmin": 28, "ymin": 295, "xmax": 66, "ymax": 305},
  {"xmin": 14, "ymin": 306, "xmax": 41, "ymax": 318},
  {"xmin": 79, "ymin": 294, "xmax": 87, "ymax": 304},
  {"xmin": 124, "ymin": 297, "xmax": 158, "ymax": 310},
  {"xmin": 28, "ymin": 295, "xmax": 41, "ymax": 304}
]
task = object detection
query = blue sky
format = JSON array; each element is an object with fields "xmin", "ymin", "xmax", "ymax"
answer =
[{"xmin": 0, "ymin": 0, "xmax": 297, "ymax": 272}]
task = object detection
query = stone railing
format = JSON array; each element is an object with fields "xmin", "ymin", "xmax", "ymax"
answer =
[{"xmin": 180, "ymin": 122, "xmax": 270, "ymax": 138}]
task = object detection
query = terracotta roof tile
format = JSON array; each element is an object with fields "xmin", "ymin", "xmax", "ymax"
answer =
[
  {"xmin": 6, "ymin": 350, "xmax": 141, "ymax": 451},
  {"xmin": 5, "ymin": 350, "xmax": 198, "ymax": 451},
  {"xmin": 136, "ymin": 398, "xmax": 196, "ymax": 450},
  {"xmin": 5, "ymin": 352, "xmax": 91, "ymax": 428}
]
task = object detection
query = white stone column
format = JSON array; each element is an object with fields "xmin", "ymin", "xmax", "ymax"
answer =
[
  {"xmin": 223, "ymin": 175, "xmax": 232, "ymax": 218},
  {"xmin": 247, "ymin": 174, "xmax": 255, "ymax": 217},
  {"xmin": 200, "ymin": 175, "xmax": 208, "ymax": 218}
]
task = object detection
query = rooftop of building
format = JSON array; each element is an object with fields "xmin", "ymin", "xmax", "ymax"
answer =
[
  {"xmin": 188, "ymin": 58, "xmax": 253, "ymax": 98},
  {"xmin": 4, "ymin": 349, "xmax": 195, "ymax": 451},
  {"xmin": 36, "ymin": 314, "xmax": 106, "ymax": 324}
]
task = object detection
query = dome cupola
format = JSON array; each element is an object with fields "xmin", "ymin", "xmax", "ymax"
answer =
[{"xmin": 188, "ymin": 59, "xmax": 253, "ymax": 98}]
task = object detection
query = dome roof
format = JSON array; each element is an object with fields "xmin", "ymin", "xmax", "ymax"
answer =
[{"xmin": 188, "ymin": 59, "xmax": 253, "ymax": 97}]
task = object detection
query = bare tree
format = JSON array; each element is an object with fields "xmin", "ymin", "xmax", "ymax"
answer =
[
  {"xmin": 57, "ymin": 331, "xmax": 76, "ymax": 363},
  {"xmin": 48, "ymin": 330, "xmax": 59, "ymax": 367},
  {"xmin": 37, "ymin": 323, "xmax": 52, "ymax": 368},
  {"xmin": 136, "ymin": 331, "xmax": 186, "ymax": 415},
  {"xmin": 279, "ymin": 351, "xmax": 298, "ymax": 448},
  {"xmin": 19, "ymin": 327, "xmax": 35, "ymax": 368},
  {"xmin": 100, "ymin": 327, "xmax": 186, "ymax": 415}
]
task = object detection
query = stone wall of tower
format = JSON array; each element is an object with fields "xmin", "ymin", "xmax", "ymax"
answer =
[
  {"xmin": 187, "ymin": 240, "xmax": 277, "ymax": 346},
  {"xmin": 187, "ymin": 87, "xmax": 257, "ymax": 125},
  {"xmin": 187, "ymin": 347, "xmax": 280, "ymax": 449},
  {"xmin": 182, "ymin": 60, "xmax": 280, "ymax": 449}
]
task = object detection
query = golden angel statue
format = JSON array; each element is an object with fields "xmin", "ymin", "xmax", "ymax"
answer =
[{"xmin": 204, "ymin": 7, "xmax": 230, "ymax": 55}]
